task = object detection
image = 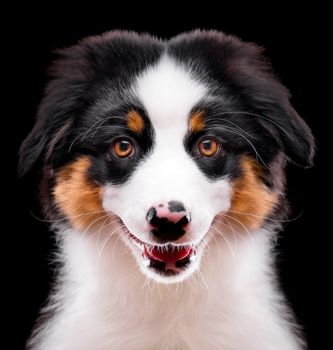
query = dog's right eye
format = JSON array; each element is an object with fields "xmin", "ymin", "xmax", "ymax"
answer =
[{"xmin": 112, "ymin": 139, "xmax": 135, "ymax": 158}]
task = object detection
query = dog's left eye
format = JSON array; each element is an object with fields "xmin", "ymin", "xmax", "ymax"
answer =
[
  {"xmin": 198, "ymin": 137, "xmax": 221, "ymax": 157},
  {"xmin": 112, "ymin": 139, "xmax": 135, "ymax": 158}
]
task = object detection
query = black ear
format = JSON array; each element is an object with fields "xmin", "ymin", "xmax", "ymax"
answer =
[
  {"xmin": 18, "ymin": 116, "xmax": 50, "ymax": 177},
  {"xmin": 18, "ymin": 114, "xmax": 73, "ymax": 177},
  {"xmin": 18, "ymin": 44, "xmax": 90, "ymax": 177},
  {"xmin": 248, "ymin": 83, "xmax": 315, "ymax": 168},
  {"xmin": 269, "ymin": 103, "xmax": 315, "ymax": 168},
  {"xmin": 18, "ymin": 82, "xmax": 77, "ymax": 177},
  {"xmin": 224, "ymin": 39, "xmax": 316, "ymax": 167}
]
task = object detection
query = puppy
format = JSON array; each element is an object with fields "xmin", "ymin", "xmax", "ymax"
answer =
[{"xmin": 19, "ymin": 30, "xmax": 314, "ymax": 350}]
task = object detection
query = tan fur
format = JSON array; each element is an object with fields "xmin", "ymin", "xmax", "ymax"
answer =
[
  {"xmin": 127, "ymin": 110, "xmax": 145, "ymax": 133},
  {"xmin": 189, "ymin": 111, "xmax": 205, "ymax": 132},
  {"xmin": 53, "ymin": 157, "xmax": 106, "ymax": 231},
  {"xmin": 227, "ymin": 157, "xmax": 278, "ymax": 230}
]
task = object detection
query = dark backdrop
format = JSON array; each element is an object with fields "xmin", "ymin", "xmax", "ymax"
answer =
[{"xmin": 6, "ymin": 7, "xmax": 328, "ymax": 349}]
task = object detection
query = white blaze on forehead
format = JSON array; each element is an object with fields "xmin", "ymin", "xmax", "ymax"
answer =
[
  {"xmin": 135, "ymin": 56, "xmax": 207, "ymax": 133},
  {"xmin": 103, "ymin": 55, "xmax": 232, "ymax": 253}
]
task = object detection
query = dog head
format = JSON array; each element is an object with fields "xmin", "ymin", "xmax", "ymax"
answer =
[{"xmin": 19, "ymin": 30, "xmax": 314, "ymax": 283}]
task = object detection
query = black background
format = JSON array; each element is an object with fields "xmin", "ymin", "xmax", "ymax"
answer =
[{"xmin": 6, "ymin": 6, "xmax": 328, "ymax": 349}]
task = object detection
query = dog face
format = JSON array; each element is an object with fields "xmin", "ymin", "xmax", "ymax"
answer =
[{"xmin": 19, "ymin": 31, "xmax": 314, "ymax": 283}]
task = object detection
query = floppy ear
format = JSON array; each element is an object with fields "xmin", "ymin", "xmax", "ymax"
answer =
[
  {"xmin": 246, "ymin": 85, "xmax": 316, "ymax": 168},
  {"xmin": 224, "ymin": 40, "xmax": 315, "ymax": 167},
  {"xmin": 269, "ymin": 102, "xmax": 315, "ymax": 168},
  {"xmin": 18, "ymin": 83, "xmax": 77, "ymax": 177},
  {"xmin": 18, "ymin": 113, "xmax": 73, "ymax": 177},
  {"xmin": 18, "ymin": 117, "xmax": 48, "ymax": 178},
  {"xmin": 18, "ymin": 45, "xmax": 90, "ymax": 177},
  {"xmin": 251, "ymin": 85, "xmax": 315, "ymax": 168}
]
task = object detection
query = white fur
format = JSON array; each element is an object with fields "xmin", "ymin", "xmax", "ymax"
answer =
[
  {"xmin": 103, "ymin": 57, "xmax": 231, "ymax": 282},
  {"xmin": 28, "ymin": 57, "xmax": 304, "ymax": 349},
  {"xmin": 29, "ymin": 226, "xmax": 303, "ymax": 349}
]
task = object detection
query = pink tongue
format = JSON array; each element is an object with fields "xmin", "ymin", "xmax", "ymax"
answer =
[{"xmin": 144, "ymin": 246, "xmax": 193, "ymax": 263}]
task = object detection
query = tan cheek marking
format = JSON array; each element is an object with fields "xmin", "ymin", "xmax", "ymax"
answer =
[
  {"xmin": 189, "ymin": 111, "xmax": 205, "ymax": 132},
  {"xmin": 227, "ymin": 157, "xmax": 278, "ymax": 231},
  {"xmin": 127, "ymin": 110, "xmax": 145, "ymax": 133},
  {"xmin": 53, "ymin": 157, "xmax": 106, "ymax": 231}
]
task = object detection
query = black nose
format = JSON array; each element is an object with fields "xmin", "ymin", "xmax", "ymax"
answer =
[{"xmin": 146, "ymin": 201, "xmax": 191, "ymax": 242}]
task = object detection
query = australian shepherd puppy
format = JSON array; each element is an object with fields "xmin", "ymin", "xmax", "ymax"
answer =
[{"xmin": 19, "ymin": 30, "xmax": 314, "ymax": 350}]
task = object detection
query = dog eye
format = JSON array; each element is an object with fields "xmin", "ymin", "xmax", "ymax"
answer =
[
  {"xmin": 113, "ymin": 139, "xmax": 135, "ymax": 158},
  {"xmin": 198, "ymin": 138, "xmax": 220, "ymax": 157}
]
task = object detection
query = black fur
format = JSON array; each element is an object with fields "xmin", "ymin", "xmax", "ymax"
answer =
[
  {"xmin": 83, "ymin": 105, "xmax": 155, "ymax": 186},
  {"xmin": 169, "ymin": 31, "xmax": 315, "ymax": 168},
  {"xmin": 147, "ymin": 207, "xmax": 189, "ymax": 242},
  {"xmin": 19, "ymin": 30, "xmax": 315, "ymax": 205},
  {"xmin": 168, "ymin": 201, "xmax": 186, "ymax": 213},
  {"xmin": 18, "ymin": 31, "xmax": 163, "ymax": 177}
]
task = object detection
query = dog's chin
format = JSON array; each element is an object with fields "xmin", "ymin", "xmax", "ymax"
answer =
[{"xmin": 122, "ymin": 231, "xmax": 204, "ymax": 284}]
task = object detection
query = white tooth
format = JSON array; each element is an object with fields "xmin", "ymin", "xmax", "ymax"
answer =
[{"xmin": 190, "ymin": 254, "xmax": 197, "ymax": 262}]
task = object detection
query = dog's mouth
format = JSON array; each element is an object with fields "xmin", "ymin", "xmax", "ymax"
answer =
[{"xmin": 129, "ymin": 233, "xmax": 197, "ymax": 277}]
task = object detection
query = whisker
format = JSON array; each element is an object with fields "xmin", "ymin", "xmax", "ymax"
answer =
[
  {"xmin": 213, "ymin": 217, "xmax": 249, "ymax": 244},
  {"xmin": 80, "ymin": 214, "xmax": 111, "ymax": 236},
  {"xmin": 111, "ymin": 233, "xmax": 124, "ymax": 268},
  {"xmin": 96, "ymin": 224, "xmax": 125, "ymax": 264},
  {"xmin": 213, "ymin": 216, "xmax": 243, "ymax": 239},
  {"xmin": 142, "ymin": 274, "xmax": 154, "ymax": 295},
  {"xmin": 223, "ymin": 218, "xmax": 238, "ymax": 250},
  {"xmin": 219, "ymin": 213, "xmax": 260, "ymax": 247},
  {"xmin": 209, "ymin": 124, "xmax": 268, "ymax": 168},
  {"xmin": 207, "ymin": 120, "xmax": 257, "ymax": 140},
  {"xmin": 226, "ymin": 208, "xmax": 303, "ymax": 223},
  {"xmin": 217, "ymin": 213, "xmax": 253, "ymax": 238},
  {"xmin": 29, "ymin": 209, "xmax": 107, "ymax": 224},
  {"xmin": 209, "ymin": 232, "xmax": 234, "ymax": 271},
  {"xmin": 130, "ymin": 268, "xmax": 143, "ymax": 291},
  {"xmin": 95, "ymin": 217, "xmax": 121, "ymax": 250},
  {"xmin": 96, "ymin": 125, "xmax": 137, "ymax": 136},
  {"xmin": 78, "ymin": 214, "xmax": 113, "ymax": 247},
  {"xmin": 195, "ymin": 267, "xmax": 209, "ymax": 290},
  {"xmin": 205, "ymin": 110, "xmax": 295, "ymax": 142},
  {"xmin": 89, "ymin": 116, "xmax": 126, "ymax": 139},
  {"xmin": 210, "ymin": 225, "xmax": 237, "ymax": 263},
  {"xmin": 68, "ymin": 119, "xmax": 106, "ymax": 153},
  {"xmin": 68, "ymin": 115, "xmax": 125, "ymax": 152},
  {"xmin": 94, "ymin": 218, "xmax": 119, "ymax": 250}
]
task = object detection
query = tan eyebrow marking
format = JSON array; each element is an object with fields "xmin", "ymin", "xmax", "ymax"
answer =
[
  {"xmin": 127, "ymin": 110, "xmax": 145, "ymax": 134},
  {"xmin": 189, "ymin": 111, "xmax": 205, "ymax": 132}
]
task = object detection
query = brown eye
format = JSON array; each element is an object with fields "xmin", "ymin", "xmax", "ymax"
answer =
[
  {"xmin": 198, "ymin": 138, "xmax": 220, "ymax": 157},
  {"xmin": 113, "ymin": 139, "xmax": 134, "ymax": 158}
]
